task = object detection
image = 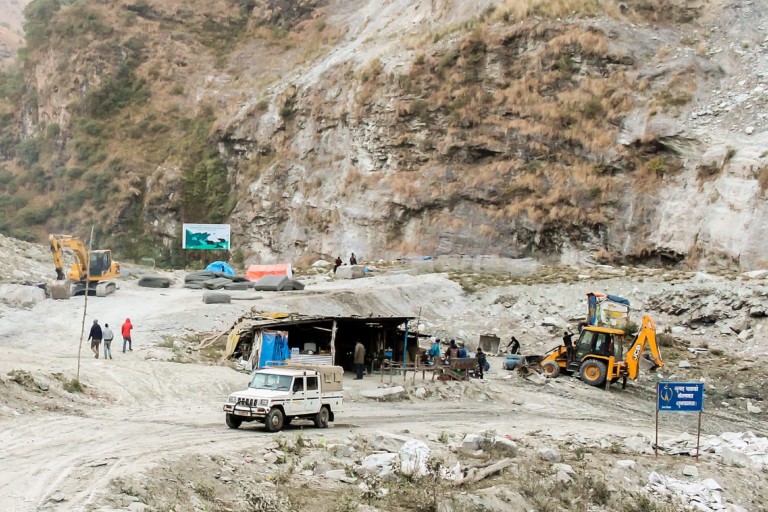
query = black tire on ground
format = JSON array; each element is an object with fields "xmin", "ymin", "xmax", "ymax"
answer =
[
  {"xmin": 225, "ymin": 414, "xmax": 242, "ymax": 429},
  {"xmin": 541, "ymin": 361, "xmax": 561, "ymax": 378},
  {"xmin": 264, "ymin": 409, "xmax": 284, "ymax": 432},
  {"xmin": 313, "ymin": 406, "xmax": 330, "ymax": 428},
  {"xmin": 138, "ymin": 276, "xmax": 172, "ymax": 288},
  {"xmin": 580, "ymin": 360, "xmax": 608, "ymax": 387},
  {"xmin": 203, "ymin": 292, "xmax": 232, "ymax": 304}
]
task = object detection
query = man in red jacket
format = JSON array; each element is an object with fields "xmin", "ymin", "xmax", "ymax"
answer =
[{"xmin": 122, "ymin": 318, "xmax": 133, "ymax": 353}]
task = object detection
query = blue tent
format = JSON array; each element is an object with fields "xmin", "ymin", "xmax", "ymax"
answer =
[
  {"xmin": 205, "ymin": 261, "xmax": 235, "ymax": 275},
  {"xmin": 259, "ymin": 332, "xmax": 290, "ymax": 368}
]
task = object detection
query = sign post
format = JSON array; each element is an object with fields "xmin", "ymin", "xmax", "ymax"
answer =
[{"xmin": 656, "ymin": 381, "xmax": 705, "ymax": 461}]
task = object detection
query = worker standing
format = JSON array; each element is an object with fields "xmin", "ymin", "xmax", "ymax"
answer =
[
  {"xmin": 354, "ymin": 340, "xmax": 365, "ymax": 380},
  {"xmin": 475, "ymin": 347, "xmax": 487, "ymax": 379},
  {"xmin": 563, "ymin": 330, "xmax": 574, "ymax": 362},
  {"xmin": 88, "ymin": 320, "xmax": 103, "ymax": 359},
  {"xmin": 102, "ymin": 323, "xmax": 114, "ymax": 360},
  {"xmin": 122, "ymin": 318, "xmax": 133, "ymax": 353},
  {"xmin": 506, "ymin": 336, "xmax": 521, "ymax": 354},
  {"xmin": 428, "ymin": 338, "xmax": 441, "ymax": 363}
]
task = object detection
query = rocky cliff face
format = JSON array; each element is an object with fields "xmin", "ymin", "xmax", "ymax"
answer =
[{"xmin": 0, "ymin": 0, "xmax": 766, "ymax": 268}]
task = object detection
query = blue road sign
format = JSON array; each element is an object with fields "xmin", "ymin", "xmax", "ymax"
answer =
[{"xmin": 657, "ymin": 382, "xmax": 704, "ymax": 412}]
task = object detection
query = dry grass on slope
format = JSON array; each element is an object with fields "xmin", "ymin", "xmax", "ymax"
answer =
[{"xmin": 365, "ymin": 21, "xmax": 639, "ymax": 229}]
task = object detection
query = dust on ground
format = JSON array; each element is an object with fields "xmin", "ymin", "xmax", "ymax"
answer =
[{"xmin": 0, "ymin": 243, "xmax": 766, "ymax": 511}]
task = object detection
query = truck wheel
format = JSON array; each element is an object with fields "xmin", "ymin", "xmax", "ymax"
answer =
[
  {"xmin": 265, "ymin": 409, "xmax": 284, "ymax": 432},
  {"xmin": 313, "ymin": 406, "xmax": 330, "ymax": 428},
  {"xmin": 541, "ymin": 361, "xmax": 560, "ymax": 378},
  {"xmin": 225, "ymin": 414, "xmax": 242, "ymax": 429},
  {"xmin": 580, "ymin": 360, "xmax": 607, "ymax": 387}
]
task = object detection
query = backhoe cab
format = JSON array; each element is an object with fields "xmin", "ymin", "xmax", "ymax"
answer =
[
  {"xmin": 49, "ymin": 234, "xmax": 120, "ymax": 296},
  {"xmin": 538, "ymin": 315, "xmax": 664, "ymax": 389}
]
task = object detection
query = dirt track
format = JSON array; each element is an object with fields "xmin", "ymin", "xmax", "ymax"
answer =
[{"xmin": 0, "ymin": 275, "xmax": 765, "ymax": 512}]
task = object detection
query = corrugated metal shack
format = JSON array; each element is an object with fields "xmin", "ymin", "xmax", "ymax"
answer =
[{"xmin": 224, "ymin": 313, "xmax": 418, "ymax": 371}]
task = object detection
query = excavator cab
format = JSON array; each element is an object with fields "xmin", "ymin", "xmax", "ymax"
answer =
[{"xmin": 89, "ymin": 250, "xmax": 113, "ymax": 279}]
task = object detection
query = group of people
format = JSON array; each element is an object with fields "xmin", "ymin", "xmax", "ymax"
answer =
[
  {"xmin": 333, "ymin": 253, "xmax": 358, "ymax": 273},
  {"xmin": 87, "ymin": 318, "xmax": 134, "ymax": 359},
  {"xmin": 425, "ymin": 338, "xmax": 489, "ymax": 379}
]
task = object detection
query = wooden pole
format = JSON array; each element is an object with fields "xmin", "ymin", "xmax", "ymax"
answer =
[
  {"xmin": 330, "ymin": 320, "xmax": 337, "ymax": 365},
  {"xmin": 402, "ymin": 319, "xmax": 409, "ymax": 368},
  {"xmin": 695, "ymin": 411, "xmax": 702, "ymax": 462},
  {"xmin": 76, "ymin": 226, "xmax": 94, "ymax": 381},
  {"xmin": 655, "ymin": 382, "xmax": 659, "ymax": 459}
]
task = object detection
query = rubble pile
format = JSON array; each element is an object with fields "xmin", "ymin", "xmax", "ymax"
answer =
[
  {"xmin": 645, "ymin": 285, "xmax": 768, "ymax": 330},
  {"xmin": 646, "ymin": 472, "xmax": 735, "ymax": 512},
  {"xmin": 663, "ymin": 431, "xmax": 768, "ymax": 468}
]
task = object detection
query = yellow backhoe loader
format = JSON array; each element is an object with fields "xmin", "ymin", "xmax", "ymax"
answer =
[
  {"xmin": 49, "ymin": 234, "xmax": 120, "ymax": 296},
  {"xmin": 537, "ymin": 315, "xmax": 664, "ymax": 389}
]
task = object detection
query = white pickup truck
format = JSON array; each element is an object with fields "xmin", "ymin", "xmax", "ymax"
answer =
[{"xmin": 223, "ymin": 365, "xmax": 344, "ymax": 432}]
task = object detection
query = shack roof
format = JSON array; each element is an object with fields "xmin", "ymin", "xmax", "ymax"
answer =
[{"xmin": 234, "ymin": 312, "xmax": 415, "ymax": 331}]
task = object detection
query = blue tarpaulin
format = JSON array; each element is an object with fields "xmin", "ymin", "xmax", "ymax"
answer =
[
  {"xmin": 259, "ymin": 332, "xmax": 290, "ymax": 368},
  {"xmin": 205, "ymin": 261, "xmax": 235, "ymax": 275}
]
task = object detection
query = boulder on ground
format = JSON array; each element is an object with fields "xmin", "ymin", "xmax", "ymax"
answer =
[
  {"xmin": 370, "ymin": 431, "xmax": 417, "ymax": 453},
  {"xmin": 537, "ymin": 447, "xmax": 561, "ymax": 463},
  {"xmin": 335, "ymin": 265, "xmax": 365, "ymax": 279},
  {"xmin": 0, "ymin": 284, "xmax": 46, "ymax": 307},
  {"xmin": 360, "ymin": 386, "xmax": 406, "ymax": 401}
]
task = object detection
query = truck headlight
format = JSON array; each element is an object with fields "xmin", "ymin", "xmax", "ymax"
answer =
[
  {"xmin": 227, "ymin": 396, "xmax": 237, "ymax": 403},
  {"xmin": 259, "ymin": 399, "xmax": 269, "ymax": 406}
]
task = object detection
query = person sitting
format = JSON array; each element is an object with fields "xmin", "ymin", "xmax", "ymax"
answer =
[
  {"xmin": 446, "ymin": 340, "xmax": 459, "ymax": 362},
  {"xmin": 457, "ymin": 342, "xmax": 468, "ymax": 358}
]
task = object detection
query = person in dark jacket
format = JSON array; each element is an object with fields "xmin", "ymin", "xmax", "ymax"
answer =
[
  {"xmin": 475, "ymin": 347, "xmax": 487, "ymax": 379},
  {"xmin": 88, "ymin": 320, "xmax": 103, "ymax": 359},
  {"xmin": 333, "ymin": 256, "xmax": 343, "ymax": 273},
  {"xmin": 349, "ymin": 253, "xmax": 358, "ymax": 265},
  {"xmin": 562, "ymin": 330, "xmax": 575, "ymax": 362},
  {"xmin": 506, "ymin": 336, "xmax": 521, "ymax": 354},
  {"xmin": 446, "ymin": 340, "xmax": 459, "ymax": 362}
]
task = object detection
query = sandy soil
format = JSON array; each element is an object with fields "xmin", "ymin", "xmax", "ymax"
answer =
[{"xmin": 0, "ymin": 269, "xmax": 765, "ymax": 512}]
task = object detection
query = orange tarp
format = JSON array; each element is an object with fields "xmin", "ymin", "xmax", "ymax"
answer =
[{"xmin": 245, "ymin": 263, "xmax": 293, "ymax": 281}]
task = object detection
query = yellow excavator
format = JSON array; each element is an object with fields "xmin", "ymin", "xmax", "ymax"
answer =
[
  {"xmin": 537, "ymin": 315, "xmax": 664, "ymax": 389},
  {"xmin": 49, "ymin": 234, "xmax": 120, "ymax": 296}
]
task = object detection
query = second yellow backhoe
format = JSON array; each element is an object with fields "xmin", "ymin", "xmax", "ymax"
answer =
[
  {"xmin": 536, "ymin": 315, "xmax": 664, "ymax": 389},
  {"xmin": 49, "ymin": 234, "xmax": 120, "ymax": 296}
]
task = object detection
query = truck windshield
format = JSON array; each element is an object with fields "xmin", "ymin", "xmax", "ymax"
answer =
[{"xmin": 249, "ymin": 373, "xmax": 292, "ymax": 391}]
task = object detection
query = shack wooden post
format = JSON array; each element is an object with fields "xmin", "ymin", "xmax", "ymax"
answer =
[
  {"xmin": 402, "ymin": 319, "xmax": 409, "ymax": 368},
  {"xmin": 330, "ymin": 320, "xmax": 338, "ymax": 365}
]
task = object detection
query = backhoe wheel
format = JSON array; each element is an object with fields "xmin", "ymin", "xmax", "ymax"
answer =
[
  {"xmin": 225, "ymin": 414, "xmax": 242, "ymax": 429},
  {"xmin": 314, "ymin": 406, "xmax": 330, "ymax": 429},
  {"xmin": 580, "ymin": 360, "xmax": 607, "ymax": 387},
  {"xmin": 264, "ymin": 409, "xmax": 284, "ymax": 432},
  {"xmin": 541, "ymin": 361, "xmax": 561, "ymax": 379}
]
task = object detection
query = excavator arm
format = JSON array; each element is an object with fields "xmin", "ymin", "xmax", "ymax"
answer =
[
  {"xmin": 624, "ymin": 315, "xmax": 664, "ymax": 379},
  {"xmin": 49, "ymin": 234, "xmax": 89, "ymax": 281}
]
